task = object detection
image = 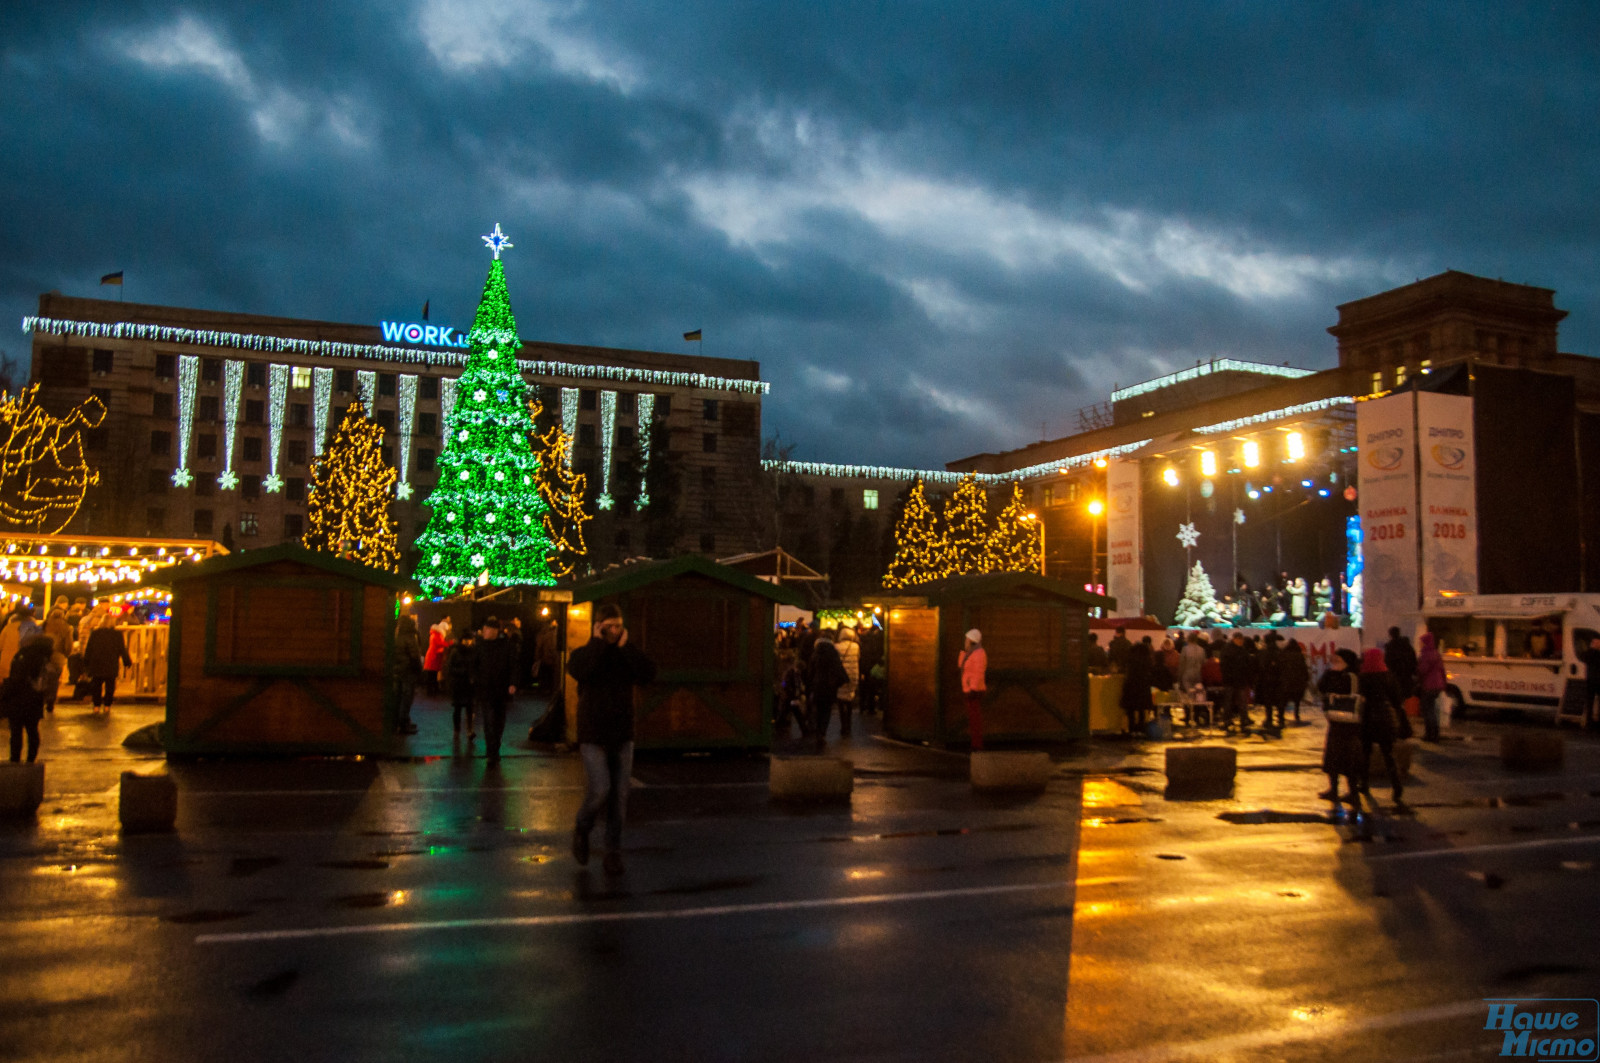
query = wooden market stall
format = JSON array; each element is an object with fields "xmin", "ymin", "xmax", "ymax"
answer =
[
  {"xmin": 873, "ymin": 573, "xmax": 1115, "ymax": 747},
  {"xmin": 160, "ymin": 544, "xmax": 408, "ymax": 756},
  {"xmin": 565, "ymin": 555, "xmax": 804, "ymax": 751}
]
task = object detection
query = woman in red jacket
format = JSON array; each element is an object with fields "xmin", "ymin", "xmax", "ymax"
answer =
[{"xmin": 423, "ymin": 618, "xmax": 454, "ymax": 696}]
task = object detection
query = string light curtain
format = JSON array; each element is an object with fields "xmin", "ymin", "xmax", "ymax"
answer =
[
  {"xmin": 264, "ymin": 363, "xmax": 288, "ymax": 492},
  {"xmin": 636, "ymin": 392, "xmax": 654, "ymax": 508},
  {"xmin": 217, "ymin": 359, "xmax": 244, "ymax": 490},
  {"xmin": 396, "ymin": 373, "xmax": 417, "ymax": 499},
  {"xmin": 440, "ymin": 377, "xmax": 458, "ymax": 433},
  {"xmin": 597, "ymin": 390, "xmax": 616, "ymax": 510},
  {"xmin": 357, "ymin": 370, "xmax": 377, "ymax": 411},
  {"xmin": 560, "ymin": 388, "xmax": 578, "ymax": 468},
  {"xmin": 170, "ymin": 355, "xmax": 200, "ymax": 487},
  {"xmin": 312, "ymin": 368, "xmax": 334, "ymax": 457}
]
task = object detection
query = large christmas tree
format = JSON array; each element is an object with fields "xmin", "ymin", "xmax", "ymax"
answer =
[
  {"xmin": 303, "ymin": 400, "xmax": 399, "ymax": 571},
  {"xmin": 944, "ymin": 475, "xmax": 991, "ymax": 575},
  {"xmin": 414, "ymin": 225, "xmax": 556, "ymax": 595}
]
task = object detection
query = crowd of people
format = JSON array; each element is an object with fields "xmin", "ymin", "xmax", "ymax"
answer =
[
  {"xmin": 2, "ymin": 599, "xmax": 135, "ymax": 763},
  {"xmin": 773, "ymin": 617, "xmax": 886, "ymax": 751}
]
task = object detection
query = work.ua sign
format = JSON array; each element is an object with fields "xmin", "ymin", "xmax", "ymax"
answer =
[
  {"xmin": 380, "ymin": 321, "xmax": 471, "ymax": 348},
  {"xmin": 1484, "ymin": 999, "xmax": 1598, "ymax": 1060}
]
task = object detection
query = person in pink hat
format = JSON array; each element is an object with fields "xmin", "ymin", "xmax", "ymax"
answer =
[{"xmin": 959, "ymin": 629, "xmax": 988, "ymax": 750}]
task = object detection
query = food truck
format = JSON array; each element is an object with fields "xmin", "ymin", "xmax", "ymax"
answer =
[{"xmin": 1421, "ymin": 593, "xmax": 1600, "ymax": 724}]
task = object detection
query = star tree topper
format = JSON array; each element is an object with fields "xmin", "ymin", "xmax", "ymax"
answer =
[
  {"xmin": 1176, "ymin": 521, "xmax": 1200, "ymax": 549},
  {"xmin": 482, "ymin": 223, "xmax": 513, "ymax": 259}
]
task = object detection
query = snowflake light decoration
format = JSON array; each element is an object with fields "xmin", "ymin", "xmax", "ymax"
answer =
[
  {"xmin": 171, "ymin": 468, "xmax": 193, "ymax": 488},
  {"xmin": 396, "ymin": 482, "xmax": 413, "ymax": 500},
  {"xmin": 217, "ymin": 469, "xmax": 240, "ymax": 491},
  {"xmin": 1176, "ymin": 522, "xmax": 1200, "ymax": 549},
  {"xmin": 263, "ymin": 473, "xmax": 284, "ymax": 493}
]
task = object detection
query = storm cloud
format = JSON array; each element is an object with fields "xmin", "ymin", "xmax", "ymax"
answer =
[{"xmin": 2, "ymin": 1, "xmax": 1596, "ymax": 465}]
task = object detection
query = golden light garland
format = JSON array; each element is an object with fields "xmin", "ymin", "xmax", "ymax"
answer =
[{"xmin": 0, "ymin": 385, "xmax": 106, "ymax": 534}]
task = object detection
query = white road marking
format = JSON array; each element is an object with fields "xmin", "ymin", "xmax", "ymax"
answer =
[
  {"xmin": 1060, "ymin": 998, "xmax": 1485, "ymax": 1063},
  {"xmin": 194, "ymin": 879, "xmax": 1072, "ymax": 945},
  {"xmin": 1367, "ymin": 832, "xmax": 1600, "ymax": 861},
  {"xmin": 183, "ymin": 782, "xmax": 768, "ymax": 796}
]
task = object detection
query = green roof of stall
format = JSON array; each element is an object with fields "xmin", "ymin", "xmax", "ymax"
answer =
[
  {"xmin": 157, "ymin": 542, "xmax": 413, "ymax": 590},
  {"xmin": 568, "ymin": 555, "xmax": 807, "ymax": 607}
]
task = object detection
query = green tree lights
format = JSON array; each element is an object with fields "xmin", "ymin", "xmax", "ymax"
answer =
[{"xmin": 414, "ymin": 228, "xmax": 557, "ymax": 595}]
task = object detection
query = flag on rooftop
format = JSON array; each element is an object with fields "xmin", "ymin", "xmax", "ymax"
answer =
[
  {"xmin": 100, "ymin": 271, "xmax": 123, "ymax": 286},
  {"xmin": 683, "ymin": 329, "xmax": 702, "ymax": 342}
]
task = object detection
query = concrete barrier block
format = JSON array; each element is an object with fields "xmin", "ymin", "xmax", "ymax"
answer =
[
  {"xmin": 0, "ymin": 762, "xmax": 44, "ymax": 817},
  {"xmin": 970, "ymin": 750, "xmax": 1052, "ymax": 791},
  {"xmin": 769, "ymin": 756, "xmax": 853, "ymax": 802},
  {"xmin": 1501, "ymin": 732, "xmax": 1565, "ymax": 772},
  {"xmin": 120, "ymin": 770, "xmax": 178, "ymax": 833},
  {"xmin": 1368, "ymin": 740, "xmax": 1415, "ymax": 782},
  {"xmin": 1164, "ymin": 745, "xmax": 1236, "ymax": 798}
]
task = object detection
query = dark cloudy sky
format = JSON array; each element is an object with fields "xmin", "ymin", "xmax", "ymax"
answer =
[{"xmin": 3, "ymin": 2, "xmax": 1597, "ymax": 466}]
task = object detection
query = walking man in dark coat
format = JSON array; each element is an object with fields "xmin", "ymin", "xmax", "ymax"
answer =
[
  {"xmin": 807, "ymin": 627, "xmax": 849, "ymax": 750},
  {"xmin": 470, "ymin": 616, "xmax": 519, "ymax": 765},
  {"xmin": 84, "ymin": 619, "xmax": 132, "ymax": 714},
  {"xmin": 567, "ymin": 603, "xmax": 656, "ymax": 876}
]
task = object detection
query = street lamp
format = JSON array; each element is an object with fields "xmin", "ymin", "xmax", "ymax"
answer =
[
  {"xmin": 1086, "ymin": 498, "xmax": 1104, "ymax": 595},
  {"xmin": 1023, "ymin": 511, "xmax": 1046, "ymax": 576}
]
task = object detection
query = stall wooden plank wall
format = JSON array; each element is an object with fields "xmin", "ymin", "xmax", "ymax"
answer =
[
  {"xmin": 885, "ymin": 604, "xmax": 940, "ymax": 742},
  {"xmin": 941, "ymin": 598, "xmax": 1088, "ymax": 743},
  {"xmin": 165, "ymin": 558, "xmax": 396, "ymax": 755}
]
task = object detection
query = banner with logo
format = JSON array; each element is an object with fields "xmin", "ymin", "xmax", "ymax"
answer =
[
  {"xmin": 1357, "ymin": 392, "xmax": 1419, "ymax": 638},
  {"xmin": 1415, "ymin": 392, "xmax": 1478, "ymax": 597},
  {"xmin": 1105, "ymin": 460, "xmax": 1143, "ymax": 616}
]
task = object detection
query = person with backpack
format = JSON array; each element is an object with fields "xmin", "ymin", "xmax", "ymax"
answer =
[{"xmin": 3, "ymin": 634, "xmax": 54, "ymax": 762}]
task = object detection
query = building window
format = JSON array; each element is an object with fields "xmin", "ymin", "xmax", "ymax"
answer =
[
  {"xmin": 418, "ymin": 448, "xmax": 436, "ymax": 473},
  {"xmin": 863, "ymin": 489, "xmax": 879, "ymax": 510},
  {"xmin": 287, "ymin": 440, "xmax": 307, "ymax": 465},
  {"xmin": 1395, "ymin": 364, "xmax": 1408, "ymax": 387},
  {"xmin": 1371, "ymin": 371, "xmax": 1384, "ymax": 394},
  {"xmin": 579, "ymin": 423, "xmax": 595, "ymax": 445},
  {"xmin": 830, "ymin": 487, "xmax": 844, "ymax": 508},
  {"xmin": 290, "ymin": 403, "xmax": 308, "ymax": 426},
  {"xmin": 378, "ymin": 373, "xmax": 396, "ymax": 397},
  {"xmin": 199, "ymin": 395, "xmax": 220, "ymax": 423},
  {"xmin": 193, "ymin": 508, "xmax": 214, "ymax": 535},
  {"xmin": 703, "ymin": 399, "xmax": 719, "ymax": 422},
  {"xmin": 247, "ymin": 362, "xmax": 268, "ymax": 387},
  {"xmin": 656, "ymin": 394, "xmax": 672, "ymax": 418},
  {"xmin": 335, "ymin": 369, "xmax": 354, "ymax": 393},
  {"xmin": 618, "ymin": 425, "xmax": 634, "ymax": 448},
  {"xmin": 615, "ymin": 528, "xmax": 631, "ymax": 550},
  {"xmin": 381, "ymin": 445, "xmax": 394, "ymax": 466},
  {"xmin": 376, "ymin": 409, "xmax": 395, "ymax": 431},
  {"xmin": 92, "ymin": 348, "xmax": 114, "ymax": 375},
  {"xmin": 195, "ymin": 476, "xmax": 214, "ymax": 498},
  {"xmin": 701, "ymin": 466, "xmax": 717, "ymax": 489},
  {"xmin": 701, "ymin": 499, "xmax": 717, "ymax": 521},
  {"xmin": 242, "ymin": 436, "xmax": 263, "ymax": 462},
  {"xmin": 1420, "ymin": 358, "xmax": 1433, "ymax": 375},
  {"xmin": 201, "ymin": 357, "xmax": 223, "ymax": 383},
  {"xmin": 291, "ymin": 366, "xmax": 312, "ymax": 389},
  {"xmin": 84, "ymin": 427, "xmax": 108, "ymax": 451},
  {"xmin": 283, "ymin": 513, "xmax": 303, "ymax": 539},
  {"xmin": 244, "ymin": 399, "xmax": 265, "ymax": 424},
  {"xmin": 699, "ymin": 532, "xmax": 716, "ymax": 554},
  {"xmin": 702, "ymin": 432, "xmax": 717, "ymax": 453},
  {"xmin": 617, "ymin": 392, "xmax": 635, "ymax": 414},
  {"xmin": 419, "ymin": 375, "xmax": 438, "ymax": 400},
  {"xmin": 196, "ymin": 434, "xmax": 217, "ymax": 459},
  {"xmin": 150, "ymin": 430, "xmax": 171, "ymax": 456},
  {"xmin": 155, "ymin": 354, "xmax": 176, "ymax": 380},
  {"xmin": 419, "ymin": 412, "xmax": 436, "ymax": 437},
  {"xmin": 286, "ymin": 477, "xmax": 306, "ymax": 502},
  {"xmin": 580, "ymin": 389, "xmax": 597, "ymax": 410},
  {"xmin": 242, "ymin": 475, "xmax": 261, "ymax": 500},
  {"xmin": 146, "ymin": 508, "xmax": 165, "ymax": 534},
  {"xmin": 239, "ymin": 512, "xmax": 260, "ymax": 537},
  {"xmin": 147, "ymin": 469, "xmax": 169, "ymax": 494},
  {"xmin": 153, "ymin": 392, "xmax": 174, "ymax": 418}
]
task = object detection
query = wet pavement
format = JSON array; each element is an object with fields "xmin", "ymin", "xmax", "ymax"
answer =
[{"xmin": 3, "ymin": 693, "xmax": 1599, "ymax": 1061}]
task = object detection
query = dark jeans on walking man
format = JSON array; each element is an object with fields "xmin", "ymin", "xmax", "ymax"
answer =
[
  {"xmin": 575, "ymin": 742, "xmax": 633, "ymax": 853},
  {"xmin": 90, "ymin": 676, "xmax": 117, "ymax": 709},
  {"xmin": 8, "ymin": 719, "xmax": 39, "ymax": 762},
  {"xmin": 812, "ymin": 689, "xmax": 842, "ymax": 743},
  {"xmin": 479, "ymin": 696, "xmax": 509, "ymax": 760}
]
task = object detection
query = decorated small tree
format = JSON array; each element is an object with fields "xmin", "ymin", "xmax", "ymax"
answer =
[
  {"xmin": 1172, "ymin": 560, "xmax": 1226, "ymax": 627},
  {"xmin": 302, "ymin": 400, "xmax": 399, "ymax": 571},
  {"xmin": 414, "ymin": 225, "xmax": 556, "ymax": 595},
  {"xmin": 531, "ymin": 401, "xmax": 591, "ymax": 578},
  {"xmin": 884, "ymin": 479, "xmax": 950, "ymax": 588},
  {"xmin": 985, "ymin": 482, "xmax": 1041, "ymax": 574},
  {"xmin": 943, "ymin": 475, "xmax": 991, "ymax": 575}
]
